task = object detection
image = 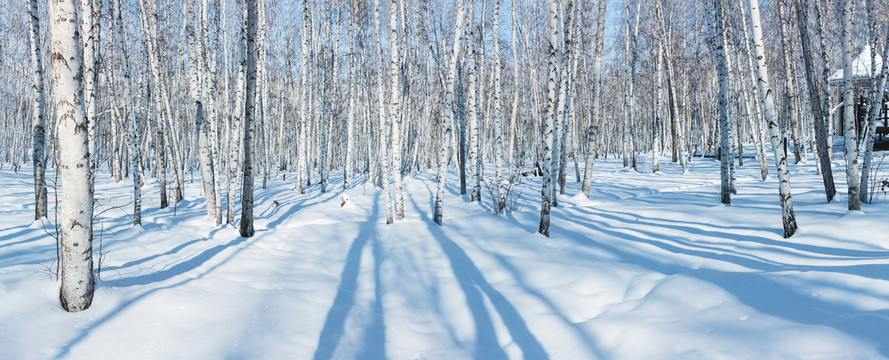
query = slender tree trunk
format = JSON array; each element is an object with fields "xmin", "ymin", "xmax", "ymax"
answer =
[
  {"xmin": 777, "ymin": 0, "xmax": 802, "ymax": 164},
  {"xmin": 228, "ymin": 2, "xmax": 247, "ymax": 225},
  {"xmin": 113, "ymin": 0, "xmax": 141, "ymax": 225},
  {"xmin": 581, "ymin": 0, "xmax": 607, "ymax": 197},
  {"xmin": 747, "ymin": 0, "xmax": 798, "ymax": 237},
  {"xmin": 389, "ymin": 0, "xmax": 405, "ymax": 220},
  {"xmin": 28, "ymin": 0, "xmax": 47, "ymax": 220},
  {"xmin": 374, "ymin": 0, "xmax": 394, "ymax": 224},
  {"xmin": 239, "ymin": 0, "xmax": 258, "ymax": 237},
  {"xmin": 186, "ymin": 0, "xmax": 218, "ymax": 221},
  {"xmin": 860, "ymin": 28, "xmax": 889, "ymax": 203},
  {"xmin": 539, "ymin": 0, "xmax": 559, "ymax": 236},
  {"xmin": 841, "ymin": 0, "xmax": 861, "ymax": 211},
  {"xmin": 51, "ymin": 0, "xmax": 95, "ymax": 312},
  {"xmin": 713, "ymin": 0, "xmax": 731, "ymax": 204},
  {"xmin": 654, "ymin": 42, "xmax": 663, "ymax": 173},
  {"xmin": 796, "ymin": 0, "xmax": 836, "ymax": 202},
  {"xmin": 433, "ymin": 0, "xmax": 465, "ymax": 225},
  {"xmin": 297, "ymin": 0, "xmax": 310, "ymax": 194},
  {"xmin": 492, "ymin": 0, "xmax": 505, "ymax": 213}
]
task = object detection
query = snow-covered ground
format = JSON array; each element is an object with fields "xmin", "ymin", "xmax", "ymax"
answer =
[{"xmin": 1, "ymin": 151, "xmax": 888, "ymax": 359}]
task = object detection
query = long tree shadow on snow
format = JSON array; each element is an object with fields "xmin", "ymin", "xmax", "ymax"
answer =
[
  {"xmin": 555, "ymin": 208, "xmax": 889, "ymax": 358},
  {"xmin": 313, "ymin": 192, "xmax": 386, "ymax": 360},
  {"xmin": 55, "ymin": 231, "xmax": 256, "ymax": 359},
  {"xmin": 409, "ymin": 195, "xmax": 549, "ymax": 360}
]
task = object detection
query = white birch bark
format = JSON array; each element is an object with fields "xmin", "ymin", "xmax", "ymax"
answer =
[
  {"xmin": 581, "ymin": 0, "xmax": 607, "ymax": 197},
  {"xmin": 375, "ymin": 0, "xmax": 394, "ymax": 224},
  {"xmin": 747, "ymin": 0, "xmax": 798, "ymax": 237},
  {"xmin": 557, "ymin": 0, "xmax": 575, "ymax": 195},
  {"xmin": 840, "ymin": 0, "xmax": 860, "ymax": 211},
  {"xmin": 713, "ymin": 0, "xmax": 731, "ymax": 204},
  {"xmin": 777, "ymin": 0, "xmax": 801, "ymax": 164},
  {"xmin": 508, "ymin": 0, "xmax": 520, "ymax": 175},
  {"xmin": 28, "ymin": 0, "xmax": 47, "ymax": 220},
  {"xmin": 228, "ymin": 1, "xmax": 247, "ymax": 225},
  {"xmin": 202, "ymin": 0, "xmax": 223, "ymax": 224},
  {"xmin": 795, "ymin": 0, "xmax": 837, "ymax": 202},
  {"xmin": 859, "ymin": 28, "xmax": 889, "ymax": 203},
  {"xmin": 80, "ymin": 0, "xmax": 98, "ymax": 207},
  {"xmin": 50, "ymin": 0, "xmax": 94, "ymax": 312},
  {"xmin": 468, "ymin": 18, "xmax": 481, "ymax": 203},
  {"xmin": 239, "ymin": 0, "xmax": 258, "ymax": 237},
  {"xmin": 344, "ymin": 6, "xmax": 357, "ymax": 193},
  {"xmin": 492, "ymin": 0, "xmax": 505, "ymax": 213},
  {"xmin": 622, "ymin": 0, "xmax": 638, "ymax": 170},
  {"xmin": 433, "ymin": 0, "xmax": 465, "ymax": 225},
  {"xmin": 539, "ymin": 0, "xmax": 559, "ymax": 237},
  {"xmin": 186, "ymin": 0, "xmax": 219, "ymax": 221},
  {"xmin": 389, "ymin": 0, "xmax": 405, "ymax": 220},
  {"xmin": 113, "ymin": 0, "xmax": 142, "ymax": 225},
  {"xmin": 653, "ymin": 41, "xmax": 664, "ymax": 173},
  {"xmin": 297, "ymin": 0, "xmax": 310, "ymax": 194}
]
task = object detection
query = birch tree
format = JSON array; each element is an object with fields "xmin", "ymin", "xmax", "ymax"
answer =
[
  {"xmin": 747, "ymin": 0, "xmax": 798, "ymax": 237},
  {"xmin": 840, "ymin": 0, "xmax": 860, "ymax": 211},
  {"xmin": 713, "ymin": 0, "xmax": 731, "ymax": 204},
  {"xmin": 433, "ymin": 0, "xmax": 465, "ymax": 226},
  {"xmin": 28, "ymin": 0, "xmax": 47, "ymax": 220},
  {"xmin": 239, "ymin": 0, "xmax": 258, "ymax": 238},
  {"xmin": 186, "ymin": 0, "xmax": 219, "ymax": 221},
  {"xmin": 539, "ymin": 0, "xmax": 559, "ymax": 237},
  {"xmin": 859, "ymin": 28, "xmax": 889, "ymax": 203},
  {"xmin": 581, "ymin": 0, "xmax": 607, "ymax": 197},
  {"xmin": 51, "ymin": 0, "xmax": 94, "ymax": 312},
  {"xmin": 389, "ymin": 0, "xmax": 405, "ymax": 220},
  {"xmin": 297, "ymin": 0, "xmax": 310, "ymax": 194},
  {"xmin": 795, "ymin": 0, "xmax": 836, "ymax": 202},
  {"xmin": 113, "ymin": 0, "xmax": 142, "ymax": 225},
  {"xmin": 374, "ymin": 0, "xmax": 394, "ymax": 224}
]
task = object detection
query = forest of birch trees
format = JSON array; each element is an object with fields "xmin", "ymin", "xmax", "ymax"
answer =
[{"xmin": 0, "ymin": 0, "xmax": 886, "ymax": 311}]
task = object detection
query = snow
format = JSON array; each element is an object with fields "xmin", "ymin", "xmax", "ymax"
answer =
[
  {"xmin": 830, "ymin": 45, "xmax": 884, "ymax": 83},
  {"xmin": 1, "ymin": 150, "xmax": 889, "ymax": 359}
]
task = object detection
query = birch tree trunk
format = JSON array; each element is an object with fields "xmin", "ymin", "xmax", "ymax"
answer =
[
  {"xmin": 656, "ymin": 0, "xmax": 687, "ymax": 172},
  {"xmin": 113, "ymin": 0, "xmax": 141, "ymax": 225},
  {"xmin": 622, "ymin": 0, "xmax": 638, "ymax": 170},
  {"xmin": 557, "ymin": 0, "xmax": 575, "ymax": 195},
  {"xmin": 841, "ymin": 0, "xmax": 860, "ymax": 211},
  {"xmin": 713, "ymin": 0, "xmax": 731, "ymax": 204},
  {"xmin": 860, "ymin": 28, "xmax": 889, "ymax": 203},
  {"xmin": 736, "ymin": 0, "xmax": 769, "ymax": 181},
  {"xmin": 389, "ymin": 0, "xmax": 405, "ymax": 220},
  {"xmin": 492, "ymin": 0, "xmax": 505, "ymax": 214},
  {"xmin": 228, "ymin": 1, "xmax": 247, "ymax": 225},
  {"xmin": 239, "ymin": 0, "xmax": 258, "ymax": 237},
  {"xmin": 508, "ymin": 0, "xmax": 520, "ymax": 176},
  {"xmin": 433, "ymin": 0, "xmax": 465, "ymax": 225},
  {"xmin": 654, "ymin": 42, "xmax": 663, "ymax": 173},
  {"xmin": 203, "ymin": 0, "xmax": 223, "ymax": 225},
  {"xmin": 28, "ymin": 0, "xmax": 47, "ymax": 220},
  {"xmin": 777, "ymin": 0, "xmax": 802, "ymax": 164},
  {"xmin": 581, "ymin": 0, "xmax": 607, "ymax": 197},
  {"xmin": 344, "ymin": 6, "xmax": 356, "ymax": 192},
  {"xmin": 747, "ymin": 0, "xmax": 798, "ymax": 237},
  {"xmin": 186, "ymin": 0, "xmax": 219, "ymax": 221},
  {"xmin": 297, "ymin": 0, "xmax": 310, "ymax": 194},
  {"xmin": 51, "ymin": 0, "xmax": 95, "ymax": 312},
  {"xmin": 376, "ymin": 0, "xmax": 394, "ymax": 224},
  {"xmin": 795, "ymin": 0, "xmax": 836, "ymax": 202},
  {"xmin": 539, "ymin": 0, "xmax": 559, "ymax": 237},
  {"xmin": 468, "ymin": 18, "xmax": 481, "ymax": 203},
  {"xmin": 80, "ymin": 0, "xmax": 98, "ymax": 210}
]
